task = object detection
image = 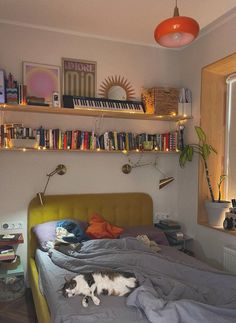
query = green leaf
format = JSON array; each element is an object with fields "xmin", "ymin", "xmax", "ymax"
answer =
[
  {"xmin": 202, "ymin": 143, "xmax": 210, "ymax": 159},
  {"xmin": 186, "ymin": 146, "xmax": 193, "ymax": 161},
  {"xmin": 209, "ymin": 145, "xmax": 217, "ymax": 154},
  {"xmin": 179, "ymin": 149, "xmax": 188, "ymax": 168},
  {"xmin": 195, "ymin": 126, "xmax": 206, "ymax": 142},
  {"xmin": 218, "ymin": 174, "xmax": 227, "ymax": 186}
]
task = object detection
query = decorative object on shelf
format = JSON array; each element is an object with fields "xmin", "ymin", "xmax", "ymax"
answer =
[
  {"xmin": 142, "ymin": 86, "xmax": 192, "ymax": 117},
  {"xmin": 99, "ymin": 75, "xmax": 135, "ymax": 101},
  {"xmin": 37, "ymin": 164, "xmax": 67, "ymax": 206},
  {"xmin": 6, "ymin": 73, "xmax": 18, "ymax": 104},
  {"xmin": 141, "ymin": 87, "xmax": 155, "ymax": 114},
  {"xmin": 52, "ymin": 91, "xmax": 60, "ymax": 107},
  {"xmin": 178, "ymin": 124, "xmax": 185, "ymax": 151},
  {"xmin": 154, "ymin": 0, "xmax": 199, "ymax": 48},
  {"xmin": 0, "ymin": 69, "xmax": 5, "ymax": 104},
  {"xmin": 121, "ymin": 154, "xmax": 174, "ymax": 189},
  {"xmin": 179, "ymin": 126, "xmax": 230, "ymax": 227},
  {"xmin": 62, "ymin": 58, "xmax": 96, "ymax": 98},
  {"xmin": 9, "ymin": 138, "xmax": 38, "ymax": 149},
  {"xmin": 178, "ymin": 88, "xmax": 192, "ymax": 117},
  {"xmin": 23, "ymin": 62, "xmax": 61, "ymax": 106},
  {"xmin": 18, "ymin": 84, "xmax": 27, "ymax": 105}
]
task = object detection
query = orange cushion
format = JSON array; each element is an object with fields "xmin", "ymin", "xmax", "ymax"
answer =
[{"xmin": 85, "ymin": 213, "xmax": 124, "ymax": 239}]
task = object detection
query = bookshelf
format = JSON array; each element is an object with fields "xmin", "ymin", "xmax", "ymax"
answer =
[
  {"xmin": 0, "ymin": 104, "xmax": 192, "ymax": 122},
  {"xmin": 0, "ymin": 103, "xmax": 190, "ymax": 154},
  {"xmin": 0, "ymin": 147, "xmax": 179, "ymax": 154}
]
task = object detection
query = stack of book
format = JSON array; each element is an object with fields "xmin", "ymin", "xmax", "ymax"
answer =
[
  {"xmin": 156, "ymin": 220, "xmax": 181, "ymax": 231},
  {"xmin": 0, "ymin": 233, "xmax": 23, "ymax": 244},
  {"xmin": 0, "ymin": 245, "xmax": 15, "ymax": 261}
]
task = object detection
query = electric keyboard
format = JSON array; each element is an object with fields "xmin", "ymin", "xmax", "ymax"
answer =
[{"xmin": 63, "ymin": 95, "xmax": 145, "ymax": 114}]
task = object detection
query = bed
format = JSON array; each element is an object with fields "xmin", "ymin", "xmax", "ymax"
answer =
[{"xmin": 28, "ymin": 193, "xmax": 236, "ymax": 323}]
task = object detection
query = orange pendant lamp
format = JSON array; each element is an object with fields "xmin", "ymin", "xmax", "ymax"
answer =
[{"xmin": 154, "ymin": 0, "xmax": 199, "ymax": 48}]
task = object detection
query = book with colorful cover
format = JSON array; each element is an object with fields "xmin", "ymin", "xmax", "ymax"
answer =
[{"xmin": 0, "ymin": 245, "xmax": 15, "ymax": 260}]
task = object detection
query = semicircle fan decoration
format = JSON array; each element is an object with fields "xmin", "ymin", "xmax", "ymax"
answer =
[{"xmin": 99, "ymin": 75, "xmax": 136, "ymax": 101}]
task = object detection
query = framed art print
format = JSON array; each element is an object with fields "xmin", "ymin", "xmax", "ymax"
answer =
[
  {"xmin": 23, "ymin": 62, "xmax": 61, "ymax": 105},
  {"xmin": 62, "ymin": 58, "xmax": 97, "ymax": 98}
]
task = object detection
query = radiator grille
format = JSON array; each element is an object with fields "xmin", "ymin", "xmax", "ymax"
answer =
[{"xmin": 224, "ymin": 246, "xmax": 236, "ymax": 274}]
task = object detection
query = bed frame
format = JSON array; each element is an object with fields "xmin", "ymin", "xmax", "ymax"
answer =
[{"xmin": 28, "ymin": 193, "xmax": 153, "ymax": 323}]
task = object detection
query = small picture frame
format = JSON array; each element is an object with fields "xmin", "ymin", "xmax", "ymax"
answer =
[{"xmin": 23, "ymin": 62, "xmax": 61, "ymax": 106}]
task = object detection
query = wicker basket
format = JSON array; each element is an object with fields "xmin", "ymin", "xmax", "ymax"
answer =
[{"xmin": 142, "ymin": 87, "xmax": 179, "ymax": 116}]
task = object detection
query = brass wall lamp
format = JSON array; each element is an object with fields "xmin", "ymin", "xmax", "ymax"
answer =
[
  {"xmin": 121, "ymin": 155, "xmax": 174, "ymax": 189},
  {"xmin": 37, "ymin": 164, "xmax": 67, "ymax": 206}
]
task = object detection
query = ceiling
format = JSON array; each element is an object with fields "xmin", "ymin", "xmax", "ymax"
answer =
[{"xmin": 0, "ymin": 0, "xmax": 236, "ymax": 47}]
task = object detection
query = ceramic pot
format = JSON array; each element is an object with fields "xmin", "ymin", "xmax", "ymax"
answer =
[{"xmin": 204, "ymin": 200, "xmax": 231, "ymax": 227}]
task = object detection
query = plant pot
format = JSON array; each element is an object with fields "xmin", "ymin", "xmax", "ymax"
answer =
[{"xmin": 204, "ymin": 200, "xmax": 231, "ymax": 227}]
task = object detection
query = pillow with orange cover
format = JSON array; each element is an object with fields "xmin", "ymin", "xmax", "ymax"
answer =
[{"xmin": 85, "ymin": 213, "xmax": 124, "ymax": 239}]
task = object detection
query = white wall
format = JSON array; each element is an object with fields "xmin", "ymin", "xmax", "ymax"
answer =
[
  {"xmin": 179, "ymin": 15, "xmax": 236, "ymax": 268},
  {"xmin": 0, "ymin": 23, "xmax": 181, "ymax": 273}
]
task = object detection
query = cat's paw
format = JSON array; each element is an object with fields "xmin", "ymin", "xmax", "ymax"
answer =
[
  {"xmin": 82, "ymin": 297, "xmax": 89, "ymax": 308},
  {"xmin": 93, "ymin": 297, "xmax": 100, "ymax": 306}
]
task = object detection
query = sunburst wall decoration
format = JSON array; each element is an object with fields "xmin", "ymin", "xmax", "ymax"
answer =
[{"xmin": 99, "ymin": 75, "xmax": 135, "ymax": 101}]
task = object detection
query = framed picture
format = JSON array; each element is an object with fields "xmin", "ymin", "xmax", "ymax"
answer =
[
  {"xmin": 62, "ymin": 58, "xmax": 97, "ymax": 98},
  {"xmin": 23, "ymin": 62, "xmax": 61, "ymax": 105}
]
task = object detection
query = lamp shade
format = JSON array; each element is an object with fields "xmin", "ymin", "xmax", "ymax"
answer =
[
  {"xmin": 159, "ymin": 177, "xmax": 174, "ymax": 189},
  {"xmin": 154, "ymin": 16, "xmax": 199, "ymax": 48}
]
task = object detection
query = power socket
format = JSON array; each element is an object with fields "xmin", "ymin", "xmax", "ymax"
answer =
[{"xmin": 1, "ymin": 221, "xmax": 23, "ymax": 230}]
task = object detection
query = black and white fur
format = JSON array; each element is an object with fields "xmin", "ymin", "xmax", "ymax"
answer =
[{"xmin": 61, "ymin": 271, "xmax": 138, "ymax": 307}]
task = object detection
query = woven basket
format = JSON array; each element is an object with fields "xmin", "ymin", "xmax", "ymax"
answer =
[{"xmin": 142, "ymin": 87, "xmax": 179, "ymax": 116}]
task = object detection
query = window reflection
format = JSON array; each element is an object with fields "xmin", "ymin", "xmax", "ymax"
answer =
[{"xmin": 225, "ymin": 74, "xmax": 236, "ymax": 200}]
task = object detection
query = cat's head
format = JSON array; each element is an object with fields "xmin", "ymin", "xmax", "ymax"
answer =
[{"xmin": 61, "ymin": 277, "xmax": 77, "ymax": 298}]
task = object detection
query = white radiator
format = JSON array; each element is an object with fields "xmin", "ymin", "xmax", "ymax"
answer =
[{"xmin": 224, "ymin": 246, "xmax": 236, "ymax": 274}]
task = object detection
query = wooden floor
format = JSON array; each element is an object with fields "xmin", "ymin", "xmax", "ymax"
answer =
[{"xmin": 0, "ymin": 289, "xmax": 37, "ymax": 323}]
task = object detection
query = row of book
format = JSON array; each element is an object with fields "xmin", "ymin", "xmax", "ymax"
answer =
[
  {"xmin": 0, "ymin": 245, "xmax": 15, "ymax": 261},
  {"xmin": 0, "ymin": 123, "xmax": 183, "ymax": 152}
]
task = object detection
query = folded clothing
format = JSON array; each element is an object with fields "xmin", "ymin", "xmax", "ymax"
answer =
[
  {"xmin": 56, "ymin": 220, "xmax": 90, "ymax": 244},
  {"xmin": 85, "ymin": 213, "xmax": 124, "ymax": 239}
]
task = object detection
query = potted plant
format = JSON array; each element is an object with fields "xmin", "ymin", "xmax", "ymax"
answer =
[{"xmin": 179, "ymin": 126, "xmax": 230, "ymax": 226}]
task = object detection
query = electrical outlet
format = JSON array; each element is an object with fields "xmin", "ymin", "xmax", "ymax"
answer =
[
  {"xmin": 155, "ymin": 213, "xmax": 170, "ymax": 222},
  {"xmin": 1, "ymin": 221, "xmax": 23, "ymax": 230}
]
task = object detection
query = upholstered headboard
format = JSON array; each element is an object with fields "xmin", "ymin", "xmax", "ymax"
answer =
[{"xmin": 28, "ymin": 192, "xmax": 153, "ymax": 258}]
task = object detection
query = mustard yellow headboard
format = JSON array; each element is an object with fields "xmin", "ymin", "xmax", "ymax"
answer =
[{"xmin": 28, "ymin": 192, "xmax": 153, "ymax": 259}]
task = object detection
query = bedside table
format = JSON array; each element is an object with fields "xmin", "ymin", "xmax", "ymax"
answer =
[
  {"xmin": 154, "ymin": 223, "xmax": 194, "ymax": 256},
  {"xmin": 0, "ymin": 233, "xmax": 25, "ymax": 301}
]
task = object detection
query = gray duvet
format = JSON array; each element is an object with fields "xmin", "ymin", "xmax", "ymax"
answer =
[{"xmin": 37, "ymin": 237, "xmax": 236, "ymax": 323}]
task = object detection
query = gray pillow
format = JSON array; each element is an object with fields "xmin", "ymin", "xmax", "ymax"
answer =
[
  {"xmin": 120, "ymin": 225, "xmax": 169, "ymax": 246},
  {"xmin": 32, "ymin": 219, "xmax": 88, "ymax": 251}
]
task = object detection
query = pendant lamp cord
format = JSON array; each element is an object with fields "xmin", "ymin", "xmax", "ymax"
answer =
[{"xmin": 173, "ymin": 0, "xmax": 179, "ymax": 17}]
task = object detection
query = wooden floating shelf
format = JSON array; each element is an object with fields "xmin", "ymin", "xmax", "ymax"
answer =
[
  {"xmin": 0, "ymin": 148, "xmax": 179, "ymax": 154},
  {"xmin": 0, "ymin": 104, "xmax": 192, "ymax": 122}
]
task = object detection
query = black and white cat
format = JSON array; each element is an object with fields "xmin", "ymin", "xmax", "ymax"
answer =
[{"xmin": 61, "ymin": 271, "xmax": 138, "ymax": 307}]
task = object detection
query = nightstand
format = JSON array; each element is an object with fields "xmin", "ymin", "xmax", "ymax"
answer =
[
  {"xmin": 0, "ymin": 233, "xmax": 25, "ymax": 301},
  {"xmin": 154, "ymin": 223, "xmax": 194, "ymax": 256}
]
